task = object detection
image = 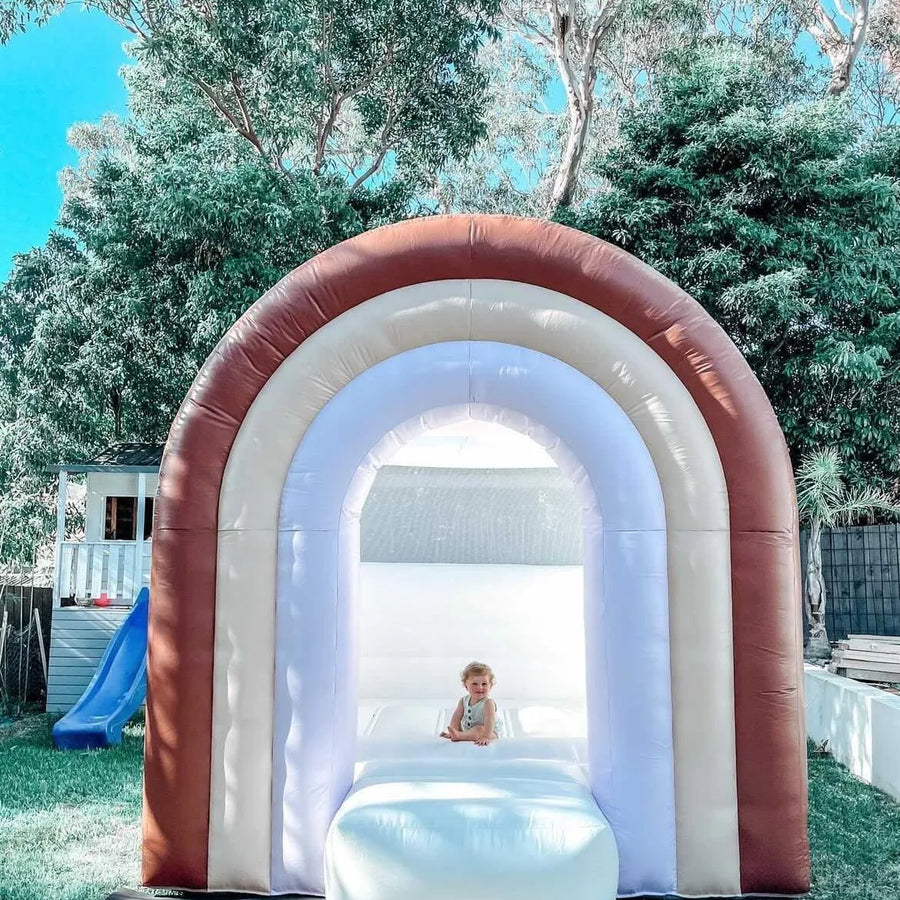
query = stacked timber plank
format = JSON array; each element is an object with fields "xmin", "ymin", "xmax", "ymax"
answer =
[{"xmin": 830, "ymin": 634, "xmax": 900, "ymax": 684}]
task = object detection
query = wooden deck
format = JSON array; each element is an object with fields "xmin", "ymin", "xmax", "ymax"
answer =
[{"xmin": 46, "ymin": 606, "xmax": 130, "ymax": 712}]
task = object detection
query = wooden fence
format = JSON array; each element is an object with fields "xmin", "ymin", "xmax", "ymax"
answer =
[{"xmin": 0, "ymin": 586, "xmax": 53, "ymax": 706}]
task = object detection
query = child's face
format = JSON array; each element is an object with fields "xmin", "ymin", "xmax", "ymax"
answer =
[{"xmin": 465, "ymin": 673, "xmax": 492, "ymax": 701}]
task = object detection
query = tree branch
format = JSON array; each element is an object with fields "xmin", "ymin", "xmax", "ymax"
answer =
[
  {"xmin": 547, "ymin": 0, "xmax": 582, "ymax": 112},
  {"xmin": 313, "ymin": 94, "xmax": 344, "ymax": 175},
  {"xmin": 230, "ymin": 74, "xmax": 255, "ymax": 140},
  {"xmin": 88, "ymin": 0, "xmax": 152, "ymax": 40},
  {"xmin": 834, "ymin": 0, "xmax": 854, "ymax": 26},
  {"xmin": 348, "ymin": 106, "xmax": 400, "ymax": 193},
  {"xmin": 191, "ymin": 75, "xmax": 273, "ymax": 165},
  {"xmin": 501, "ymin": 0, "xmax": 554, "ymax": 46}
]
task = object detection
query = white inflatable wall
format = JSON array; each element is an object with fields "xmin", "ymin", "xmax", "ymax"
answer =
[
  {"xmin": 270, "ymin": 342, "xmax": 677, "ymax": 894},
  {"xmin": 357, "ymin": 418, "xmax": 585, "ymax": 705},
  {"xmin": 357, "ymin": 561, "xmax": 586, "ymax": 704}
]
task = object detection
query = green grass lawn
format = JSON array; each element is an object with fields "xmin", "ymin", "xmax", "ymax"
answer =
[
  {"xmin": 0, "ymin": 714, "xmax": 144, "ymax": 900},
  {"xmin": 1, "ymin": 715, "xmax": 899, "ymax": 900},
  {"xmin": 807, "ymin": 743, "xmax": 900, "ymax": 900}
]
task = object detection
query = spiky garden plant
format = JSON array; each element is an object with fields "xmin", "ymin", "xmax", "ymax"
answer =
[{"xmin": 796, "ymin": 448, "xmax": 900, "ymax": 660}]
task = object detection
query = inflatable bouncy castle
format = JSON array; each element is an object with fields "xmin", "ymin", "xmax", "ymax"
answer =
[{"xmin": 142, "ymin": 216, "xmax": 809, "ymax": 899}]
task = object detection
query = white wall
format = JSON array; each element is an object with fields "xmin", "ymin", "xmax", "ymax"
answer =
[
  {"xmin": 85, "ymin": 472, "xmax": 159, "ymax": 541},
  {"xmin": 358, "ymin": 562, "xmax": 586, "ymax": 706},
  {"xmin": 805, "ymin": 664, "xmax": 900, "ymax": 801}
]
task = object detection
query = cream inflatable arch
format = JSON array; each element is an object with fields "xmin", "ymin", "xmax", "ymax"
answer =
[{"xmin": 144, "ymin": 216, "xmax": 809, "ymax": 898}]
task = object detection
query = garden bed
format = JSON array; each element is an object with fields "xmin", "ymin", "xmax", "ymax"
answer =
[{"xmin": 805, "ymin": 663, "xmax": 900, "ymax": 802}]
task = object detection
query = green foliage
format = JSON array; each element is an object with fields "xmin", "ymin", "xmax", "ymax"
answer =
[
  {"xmin": 0, "ymin": 0, "xmax": 507, "ymax": 561},
  {"xmin": 797, "ymin": 448, "xmax": 900, "ymax": 527},
  {"xmin": 134, "ymin": 0, "xmax": 499, "ymax": 182},
  {"xmin": 446, "ymin": 0, "xmax": 709, "ymax": 215},
  {"xmin": 562, "ymin": 43, "xmax": 900, "ymax": 487},
  {"xmin": 0, "ymin": 0, "xmax": 61, "ymax": 42},
  {"xmin": 427, "ymin": 31, "xmax": 557, "ymax": 216},
  {"xmin": 3, "ymin": 13, "xmax": 900, "ymax": 562},
  {"xmin": 0, "ymin": 112, "xmax": 386, "ymax": 560}
]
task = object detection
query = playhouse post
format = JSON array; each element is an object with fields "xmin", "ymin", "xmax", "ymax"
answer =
[
  {"xmin": 133, "ymin": 472, "xmax": 147, "ymax": 603},
  {"xmin": 53, "ymin": 469, "xmax": 67, "ymax": 607}
]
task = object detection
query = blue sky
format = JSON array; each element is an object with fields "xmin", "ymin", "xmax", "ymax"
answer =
[{"xmin": 0, "ymin": 8, "xmax": 130, "ymax": 279}]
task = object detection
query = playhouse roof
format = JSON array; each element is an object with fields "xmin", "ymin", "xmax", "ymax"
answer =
[{"xmin": 48, "ymin": 442, "xmax": 164, "ymax": 474}]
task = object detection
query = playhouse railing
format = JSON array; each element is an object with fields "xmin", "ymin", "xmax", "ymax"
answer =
[{"xmin": 56, "ymin": 540, "xmax": 151, "ymax": 605}]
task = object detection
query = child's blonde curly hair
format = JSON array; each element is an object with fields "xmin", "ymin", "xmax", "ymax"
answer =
[{"xmin": 460, "ymin": 661, "xmax": 495, "ymax": 686}]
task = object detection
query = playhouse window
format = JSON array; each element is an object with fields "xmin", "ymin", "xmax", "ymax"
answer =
[{"xmin": 104, "ymin": 497, "xmax": 154, "ymax": 540}]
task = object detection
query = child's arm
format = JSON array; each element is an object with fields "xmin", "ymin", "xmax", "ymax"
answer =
[
  {"xmin": 474, "ymin": 700, "xmax": 497, "ymax": 746},
  {"xmin": 449, "ymin": 699, "xmax": 463, "ymax": 731},
  {"xmin": 441, "ymin": 699, "xmax": 464, "ymax": 738},
  {"xmin": 453, "ymin": 701, "xmax": 499, "ymax": 744}
]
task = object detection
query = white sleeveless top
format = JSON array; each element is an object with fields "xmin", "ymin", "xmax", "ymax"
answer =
[{"xmin": 461, "ymin": 695, "xmax": 502, "ymax": 735}]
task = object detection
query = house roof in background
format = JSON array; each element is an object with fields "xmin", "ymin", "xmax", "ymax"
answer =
[{"xmin": 48, "ymin": 442, "xmax": 165, "ymax": 474}]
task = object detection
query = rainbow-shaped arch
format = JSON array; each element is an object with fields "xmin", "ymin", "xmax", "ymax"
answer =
[{"xmin": 144, "ymin": 216, "xmax": 809, "ymax": 897}]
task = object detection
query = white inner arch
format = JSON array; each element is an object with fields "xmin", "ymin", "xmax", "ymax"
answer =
[
  {"xmin": 208, "ymin": 279, "xmax": 740, "ymax": 898},
  {"xmin": 271, "ymin": 341, "xmax": 676, "ymax": 896}
]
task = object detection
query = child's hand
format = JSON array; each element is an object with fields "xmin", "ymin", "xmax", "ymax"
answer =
[{"xmin": 475, "ymin": 735, "xmax": 491, "ymax": 746}]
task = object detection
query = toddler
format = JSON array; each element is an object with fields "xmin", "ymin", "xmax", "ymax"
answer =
[{"xmin": 441, "ymin": 661, "xmax": 500, "ymax": 746}]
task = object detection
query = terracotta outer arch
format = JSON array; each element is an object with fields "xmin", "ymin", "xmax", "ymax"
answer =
[{"xmin": 144, "ymin": 214, "xmax": 809, "ymax": 894}]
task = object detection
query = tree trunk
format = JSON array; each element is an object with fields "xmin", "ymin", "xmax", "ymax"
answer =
[
  {"xmin": 826, "ymin": 52, "xmax": 854, "ymax": 95},
  {"xmin": 813, "ymin": 0, "xmax": 870, "ymax": 97},
  {"xmin": 549, "ymin": 97, "xmax": 593, "ymax": 210},
  {"xmin": 110, "ymin": 388, "xmax": 122, "ymax": 440},
  {"xmin": 805, "ymin": 516, "xmax": 832, "ymax": 660}
]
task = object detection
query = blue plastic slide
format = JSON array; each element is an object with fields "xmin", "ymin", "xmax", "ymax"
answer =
[{"xmin": 52, "ymin": 587, "xmax": 149, "ymax": 750}]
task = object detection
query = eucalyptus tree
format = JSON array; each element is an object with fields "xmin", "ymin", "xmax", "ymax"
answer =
[
  {"xmin": 711, "ymin": 0, "xmax": 900, "ymax": 117},
  {"xmin": 803, "ymin": 0, "xmax": 871, "ymax": 96},
  {"xmin": 484, "ymin": 0, "xmax": 704, "ymax": 212},
  {"xmin": 485, "ymin": 0, "xmax": 895, "ymax": 217},
  {"xmin": 2, "ymin": 0, "xmax": 501, "ymax": 191},
  {"xmin": 562, "ymin": 44, "xmax": 900, "ymax": 488},
  {"xmin": 426, "ymin": 30, "xmax": 560, "ymax": 216},
  {"xmin": 852, "ymin": 0, "xmax": 900, "ymax": 127},
  {"xmin": 796, "ymin": 448, "xmax": 900, "ymax": 660},
  {"xmin": 502, "ymin": 0, "xmax": 626, "ymax": 210}
]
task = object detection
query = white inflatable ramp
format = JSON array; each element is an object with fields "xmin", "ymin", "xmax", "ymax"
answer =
[{"xmin": 325, "ymin": 758, "xmax": 618, "ymax": 900}]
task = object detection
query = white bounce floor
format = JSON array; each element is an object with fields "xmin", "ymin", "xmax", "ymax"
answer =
[{"xmin": 356, "ymin": 701, "xmax": 590, "ymax": 777}]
